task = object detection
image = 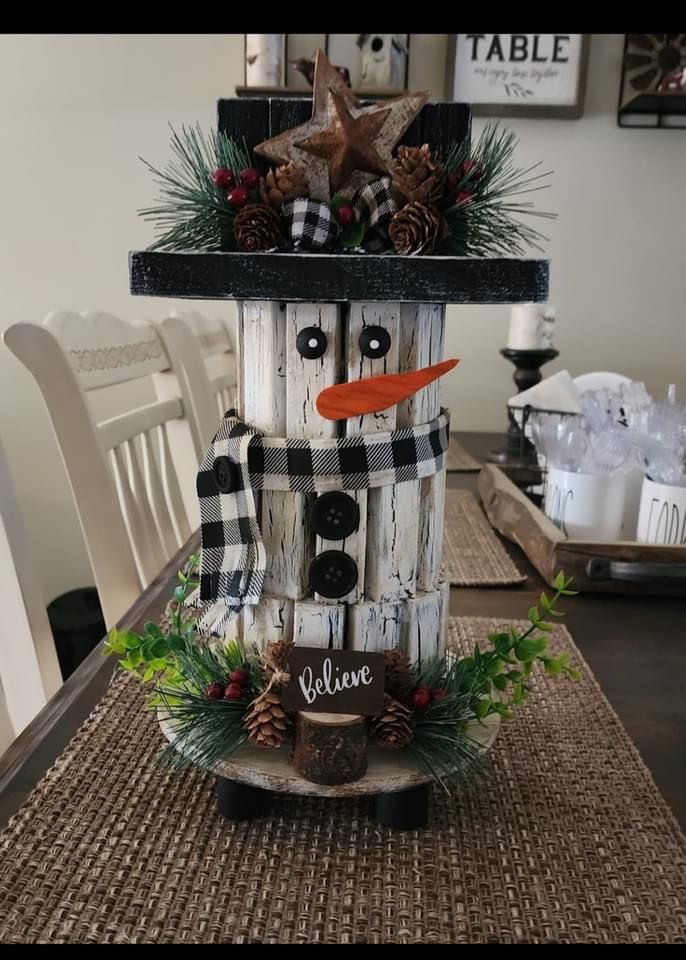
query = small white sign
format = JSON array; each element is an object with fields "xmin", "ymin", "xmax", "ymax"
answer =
[{"xmin": 452, "ymin": 34, "xmax": 585, "ymax": 111}]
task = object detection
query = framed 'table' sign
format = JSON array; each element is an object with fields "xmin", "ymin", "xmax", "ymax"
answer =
[{"xmin": 446, "ymin": 34, "xmax": 590, "ymax": 119}]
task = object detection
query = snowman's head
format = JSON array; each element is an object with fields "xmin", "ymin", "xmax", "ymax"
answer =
[{"xmin": 292, "ymin": 311, "xmax": 457, "ymax": 422}]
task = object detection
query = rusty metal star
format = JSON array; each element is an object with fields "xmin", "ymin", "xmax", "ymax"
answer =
[
  {"xmin": 254, "ymin": 49, "xmax": 430, "ymax": 201},
  {"xmin": 295, "ymin": 91, "xmax": 390, "ymax": 195}
]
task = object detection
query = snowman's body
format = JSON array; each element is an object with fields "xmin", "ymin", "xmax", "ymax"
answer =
[{"xmin": 238, "ymin": 299, "xmax": 448, "ymax": 662}]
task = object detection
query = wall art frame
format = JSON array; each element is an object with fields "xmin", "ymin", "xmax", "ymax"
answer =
[{"xmin": 445, "ymin": 33, "xmax": 590, "ymax": 119}]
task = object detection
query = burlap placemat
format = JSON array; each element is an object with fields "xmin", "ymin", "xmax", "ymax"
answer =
[
  {"xmin": 1, "ymin": 618, "xmax": 684, "ymax": 944},
  {"xmin": 446, "ymin": 438, "xmax": 481, "ymax": 473},
  {"xmin": 443, "ymin": 489, "xmax": 526, "ymax": 587}
]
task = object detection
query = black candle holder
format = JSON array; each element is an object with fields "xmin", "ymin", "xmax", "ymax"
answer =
[{"xmin": 489, "ymin": 347, "xmax": 559, "ymax": 469}]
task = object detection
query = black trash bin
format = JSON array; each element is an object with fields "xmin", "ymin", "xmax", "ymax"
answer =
[{"xmin": 47, "ymin": 588, "xmax": 106, "ymax": 680}]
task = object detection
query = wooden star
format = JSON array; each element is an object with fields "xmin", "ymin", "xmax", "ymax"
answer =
[
  {"xmin": 254, "ymin": 49, "xmax": 430, "ymax": 201},
  {"xmin": 295, "ymin": 91, "xmax": 390, "ymax": 195}
]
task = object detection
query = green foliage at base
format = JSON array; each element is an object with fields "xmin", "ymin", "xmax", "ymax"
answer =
[{"xmin": 104, "ymin": 560, "xmax": 579, "ymax": 793}]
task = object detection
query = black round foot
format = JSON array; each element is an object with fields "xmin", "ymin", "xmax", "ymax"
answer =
[
  {"xmin": 216, "ymin": 777, "xmax": 272, "ymax": 821},
  {"xmin": 373, "ymin": 784, "xmax": 430, "ymax": 830}
]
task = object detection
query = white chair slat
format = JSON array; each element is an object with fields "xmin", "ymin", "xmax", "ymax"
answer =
[
  {"xmin": 110, "ymin": 443, "xmax": 163, "ymax": 586},
  {"xmin": 140, "ymin": 428, "xmax": 179, "ymax": 559},
  {"xmin": 97, "ymin": 397, "xmax": 183, "ymax": 451},
  {"xmin": 159, "ymin": 425, "xmax": 192, "ymax": 546}
]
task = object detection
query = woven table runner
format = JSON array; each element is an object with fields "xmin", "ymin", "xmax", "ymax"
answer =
[
  {"xmin": 446, "ymin": 438, "xmax": 481, "ymax": 473},
  {"xmin": 442, "ymin": 489, "xmax": 526, "ymax": 587},
  {"xmin": 1, "ymin": 617, "xmax": 684, "ymax": 944}
]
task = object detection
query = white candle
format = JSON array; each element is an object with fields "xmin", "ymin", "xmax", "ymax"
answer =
[{"xmin": 507, "ymin": 304, "xmax": 555, "ymax": 351}]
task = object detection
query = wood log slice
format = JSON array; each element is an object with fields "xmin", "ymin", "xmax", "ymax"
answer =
[{"xmin": 292, "ymin": 712, "xmax": 368, "ymax": 785}]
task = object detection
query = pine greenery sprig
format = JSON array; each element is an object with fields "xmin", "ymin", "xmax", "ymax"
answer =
[
  {"xmin": 155, "ymin": 636, "xmax": 264, "ymax": 771},
  {"xmin": 138, "ymin": 124, "xmax": 252, "ymax": 252},
  {"xmin": 407, "ymin": 654, "xmax": 489, "ymax": 793},
  {"xmin": 441, "ymin": 122, "xmax": 556, "ymax": 257}
]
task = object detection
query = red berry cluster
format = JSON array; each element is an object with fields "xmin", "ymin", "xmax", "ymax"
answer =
[
  {"xmin": 445, "ymin": 158, "xmax": 482, "ymax": 207},
  {"xmin": 411, "ymin": 684, "xmax": 447, "ymax": 713},
  {"xmin": 207, "ymin": 667, "xmax": 250, "ymax": 702},
  {"xmin": 335, "ymin": 204, "xmax": 355, "ymax": 226},
  {"xmin": 212, "ymin": 167, "xmax": 260, "ymax": 210}
]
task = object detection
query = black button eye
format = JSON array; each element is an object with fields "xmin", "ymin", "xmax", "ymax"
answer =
[
  {"xmin": 296, "ymin": 326, "xmax": 328, "ymax": 359},
  {"xmin": 359, "ymin": 326, "xmax": 391, "ymax": 359},
  {"xmin": 213, "ymin": 456, "xmax": 238, "ymax": 494},
  {"xmin": 310, "ymin": 492, "xmax": 360, "ymax": 540},
  {"xmin": 309, "ymin": 551, "xmax": 358, "ymax": 599}
]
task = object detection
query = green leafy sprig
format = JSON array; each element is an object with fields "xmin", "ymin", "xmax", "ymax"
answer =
[
  {"xmin": 453, "ymin": 571, "xmax": 579, "ymax": 722},
  {"xmin": 103, "ymin": 554, "xmax": 199, "ymax": 686}
]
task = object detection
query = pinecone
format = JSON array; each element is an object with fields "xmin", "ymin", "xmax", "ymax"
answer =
[
  {"xmin": 388, "ymin": 201, "xmax": 448, "ymax": 256},
  {"xmin": 370, "ymin": 695, "xmax": 413, "ymax": 750},
  {"xmin": 383, "ymin": 648, "xmax": 414, "ymax": 701},
  {"xmin": 244, "ymin": 690, "xmax": 289, "ymax": 748},
  {"xmin": 263, "ymin": 638, "xmax": 294, "ymax": 682},
  {"xmin": 259, "ymin": 163, "xmax": 309, "ymax": 208},
  {"xmin": 392, "ymin": 144, "xmax": 444, "ymax": 206},
  {"xmin": 233, "ymin": 203, "xmax": 284, "ymax": 252}
]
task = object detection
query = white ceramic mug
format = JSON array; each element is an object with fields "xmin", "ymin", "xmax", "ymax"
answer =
[
  {"xmin": 544, "ymin": 466, "xmax": 626, "ymax": 541},
  {"xmin": 636, "ymin": 477, "xmax": 686, "ymax": 545},
  {"xmin": 620, "ymin": 467, "xmax": 645, "ymax": 540}
]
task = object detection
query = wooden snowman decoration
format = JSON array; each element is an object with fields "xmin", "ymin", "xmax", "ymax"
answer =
[
  {"xmin": 131, "ymin": 47, "xmax": 548, "ymax": 689},
  {"xmin": 130, "ymin": 50, "xmax": 549, "ymax": 817},
  {"xmin": 221, "ymin": 52, "xmax": 453, "ymax": 663}
]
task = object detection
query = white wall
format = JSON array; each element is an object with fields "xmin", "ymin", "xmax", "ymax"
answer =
[{"xmin": 0, "ymin": 34, "xmax": 684, "ymax": 606}]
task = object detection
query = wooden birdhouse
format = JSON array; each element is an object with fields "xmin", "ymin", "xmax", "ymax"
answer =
[{"xmin": 357, "ymin": 34, "xmax": 408, "ymax": 90}]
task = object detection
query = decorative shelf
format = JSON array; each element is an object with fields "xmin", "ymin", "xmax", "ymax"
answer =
[
  {"xmin": 236, "ymin": 85, "xmax": 405, "ymax": 101},
  {"xmin": 129, "ymin": 250, "xmax": 549, "ymax": 304}
]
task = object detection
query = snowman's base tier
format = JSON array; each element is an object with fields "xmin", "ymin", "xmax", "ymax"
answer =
[{"xmin": 129, "ymin": 99, "xmax": 550, "ymax": 659}]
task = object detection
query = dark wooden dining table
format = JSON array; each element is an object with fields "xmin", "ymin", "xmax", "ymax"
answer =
[{"xmin": 1, "ymin": 432, "xmax": 685, "ymax": 831}]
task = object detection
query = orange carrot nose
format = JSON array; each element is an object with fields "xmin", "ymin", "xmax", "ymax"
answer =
[{"xmin": 316, "ymin": 359, "xmax": 459, "ymax": 421}]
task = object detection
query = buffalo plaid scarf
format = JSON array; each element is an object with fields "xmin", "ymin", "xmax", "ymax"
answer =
[{"xmin": 193, "ymin": 409, "xmax": 450, "ymax": 636}]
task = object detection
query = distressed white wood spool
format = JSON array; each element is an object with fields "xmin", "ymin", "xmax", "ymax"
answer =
[{"xmin": 237, "ymin": 298, "xmax": 448, "ymax": 660}]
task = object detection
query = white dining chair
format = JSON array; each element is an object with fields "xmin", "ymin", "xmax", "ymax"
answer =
[
  {"xmin": 0, "ymin": 433, "xmax": 62, "ymax": 746},
  {"xmin": 4, "ymin": 310, "xmax": 203, "ymax": 628},
  {"xmin": 159, "ymin": 310, "xmax": 238, "ymax": 448}
]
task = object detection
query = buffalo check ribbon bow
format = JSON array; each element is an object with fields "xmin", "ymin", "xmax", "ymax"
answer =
[
  {"xmin": 192, "ymin": 408, "xmax": 450, "ymax": 637},
  {"xmin": 282, "ymin": 178, "xmax": 398, "ymax": 252}
]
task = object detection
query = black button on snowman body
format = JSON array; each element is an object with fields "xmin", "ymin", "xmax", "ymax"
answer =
[
  {"xmin": 310, "ymin": 491, "xmax": 360, "ymax": 540},
  {"xmin": 309, "ymin": 550, "xmax": 358, "ymax": 599}
]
